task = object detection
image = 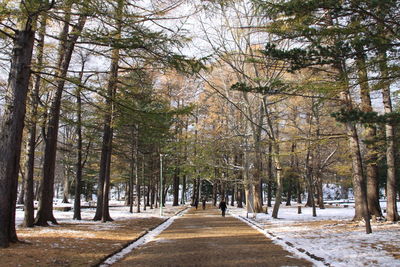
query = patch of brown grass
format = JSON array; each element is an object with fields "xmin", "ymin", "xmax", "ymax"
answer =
[
  {"xmin": 383, "ymin": 244, "xmax": 400, "ymax": 259},
  {"xmin": 0, "ymin": 217, "xmax": 164, "ymax": 267}
]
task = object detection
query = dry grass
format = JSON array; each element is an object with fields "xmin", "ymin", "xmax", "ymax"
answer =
[{"xmin": 0, "ymin": 217, "xmax": 164, "ymax": 267}]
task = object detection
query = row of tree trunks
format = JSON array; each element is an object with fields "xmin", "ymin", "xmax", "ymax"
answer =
[{"xmin": 35, "ymin": 5, "xmax": 87, "ymax": 226}]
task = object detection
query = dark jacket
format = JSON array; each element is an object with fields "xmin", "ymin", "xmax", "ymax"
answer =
[{"xmin": 219, "ymin": 201, "xmax": 227, "ymax": 211}]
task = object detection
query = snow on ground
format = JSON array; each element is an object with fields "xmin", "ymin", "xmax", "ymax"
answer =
[
  {"xmin": 15, "ymin": 200, "xmax": 185, "ymax": 230},
  {"xmin": 229, "ymin": 203, "xmax": 400, "ymax": 267}
]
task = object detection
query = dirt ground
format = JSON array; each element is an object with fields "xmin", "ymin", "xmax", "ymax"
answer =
[
  {"xmin": 112, "ymin": 207, "xmax": 313, "ymax": 267},
  {"xmin": 0, "ymin": 217, "xmax": 165, "ymax": 267}
]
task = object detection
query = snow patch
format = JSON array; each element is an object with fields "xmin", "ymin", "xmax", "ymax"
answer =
[
  {"xmin": 231, "ymin": 213, "xmax": 326, "ymax": 267},
  {"xmin": 230, "ymin": 205, "xmax": 400, "ymax": 267}
]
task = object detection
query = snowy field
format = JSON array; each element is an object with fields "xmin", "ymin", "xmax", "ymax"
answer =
[{"xmin": 229, "ymin": 203, "xmax": 400, "ymax": 267}]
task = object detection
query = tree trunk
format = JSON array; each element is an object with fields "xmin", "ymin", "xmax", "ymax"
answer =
[
  {"xmin": 151, "ymin": 184, "xmax": 155, "ymax": 209},
  {"xmin": 17, "ymin": 176, "xmax": 25, "ymax": 205},
  {"xmin": 271, "ymin": 143, "xmax": 283, "ymax": 218},
  {"xmin": 62, "ymin": 171, "xmax": 70, "ymax": 203},
  {"xmin": 253, "ymin": 154, "xmax": 264, "ymax": 212},
  {"xmin": 0, "ymin": 28, "xmax": 35, "ymax": 247},
  {"xmin": 296, "ymin": 176, "xmax": 302, "ymax": 204},
  {"xmin": 73, "ymin": 60, "xmax": 85, "ymax": 220},
  {"xmin": 236, "ymin": 187, "xmax": 243, "ymax": 208},
  {"xmin": 146, "ymin": 178, "xmax": 151, "ymax": 207},
  {"xmin": 181, "ymin": 174, "xmax": 186, "ymax": 205},
  {"xmin": 93, "ymin": 122, "xmax": 107, "ymax": 220},
  {"xmin": 355, "ymin": 51, "xmax": 382, "ymax": 218},
  {"xmin": 286, "ymin": 142, "xmax": 296, "ymax": 207},
  {"xmin": 266, "ymin": 143, "xmax": 273, "ymax": 207},
  {"xmin": 212, "ymin": 180, "xmax": 217, "ymax": 206},
  {"xmin": 173, "ymin": 112, "xmax": 180, "ymax": 206},
  {"xmin": 346, "ymin": 121, "xmax": 371, "ymax": 231},
  {"xmin": 315, "ymin": 174, "xmax": 324, "ymax": 209},
  {"xmin": 196, "ymin": 177, "xmax": 202, "ymax": 203},
  {"xmin": 101, "ymin": 143, "xmax": 113, "ymax": 222},
  {"xmin": 192, "ymin": 176, "xmax": 197, "ymax": 206},
  {"xmin": 129, "ymin": 146, "xmax": 134, "ymax": 213},
  {"xmin": 305, "ymin": 150, "xmax": 317, "ymax": 217},
  {"xmin": 286, "ymin": 187, "xmax": 292, "ymax": 206},
  {"xmin": 250, "ymin": 101, "xmax": 265, "ymax": 213},
  {"xmin": 243, "ymin": 148, "xmax": 255, "ymax": 214},
  {"xmin": 338, "ymin": 75, "xmax": 372, "ymax": 232},
  {"xmin": 230, "ymin": 186, "xmax": 235, "ymax": 206},
  {"xmin": 24, "ymin": 19, "xmax": 45, "ymax": 222},
  {"xmin": 378, "ymin": 50, "xmax": 399, "ymax": 222},
  {"xmin": 181, "ymin": 118, "xmax": 188, "ymax": 205},
  {"xmin": 134, "ymin": 127, "xmax": 140, "ymax": 213},
  {"xmin": 35, "ymin": 12, "xmax": 86, "ymax": 226},
  {"xmin": 173, "ymin": 167, "xmax": 180, "ymax": 206},
  {"xmin": 95, "ymin": 0, "xmax": 123, "ymax": 221}
]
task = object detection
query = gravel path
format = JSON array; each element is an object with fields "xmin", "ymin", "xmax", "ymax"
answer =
[{"xmin": 112, "ymin": 206, "xmax": 313, "ymax": 267}]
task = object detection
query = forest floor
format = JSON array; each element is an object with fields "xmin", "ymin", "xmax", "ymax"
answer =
[{"xmin": 1, "ymin": 205, "xmax": 184, "ymax": 267}]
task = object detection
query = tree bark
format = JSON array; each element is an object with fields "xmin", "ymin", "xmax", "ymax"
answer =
[
  {"xmin": 94, "ymin": 0, "xmax": 123, "ymax": 221},
  {"xmin": 173, "ymin": 109, "xmax": 180, "ymax": 206},
  {"xmin": 0, "ymin": 28, "xmax": 35, "ymax": 247},
  {"xmin": 17, "ymin": 175, "xmax": 25, "ymax": 205},
  {"xmin": 181, "ymin": 174, "xmax": 186, "ymax": 205},
  {"xmin": 252, "ymin": 149, "xmax": 264, "ymax": 212},
  {"xmin": 355, "ymin": 51, "xmax": 382, "ymax": 218},
  {"xmin": 378, "ymin": 50, "xmax": 399, "ymax": 222},
  {"xmin": 230, "ymin": 186, "xmax": 235, "ymax": 206},
  {"xmin": 305, "ymin": 148, "xmax": 317, "ymax": 217},
  {"xmin": 339, "ymin": 82, "xmax": 372, "ymax": 232},
  {"xmin": 134, "ymin": 126, "xmax": 140, "ymax": 213},
  {"xmin": 271, "ymin": 149, "xmax": 283, "ymax": 219},
  {"xmin": 24, "ymin": 21, "xmax": 43, "ymax": 222},
  {"xmin": 212, "ymin": 180, "xmax": 217, "ymax": 206},
  {"xmin": 73, "ymin": 60, "xmax": 86, "ymax": 220},
  {"xmin": 101, "ymin": 142, "xmax": 113, "ymax": 222},
  {"xmin": 172, "ymin": 167, "xmax": 180, "ymax": 206},
  {"xmin": 266, "ymin": 143, "xmax": 273, "ymax": 207},
  {"xmin": 62, "ymin": 169, "xmax": 70, "ymax": 203},
  {"xmin": 243, "ymin": 147, "xmax": 255, "ymax": 214},
  {"xmin": 246, "ymin": 98, "xmax": 264, "ymax": 213},
  {"xmin": 180, "ymin": 118, "xmax": 188, "ymax": 205},
  {"xmin": 346, "ymin": 121, "xmax": 370, "ymax": 231}
]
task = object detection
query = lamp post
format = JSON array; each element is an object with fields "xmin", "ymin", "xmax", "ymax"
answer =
[{"xmin": 160, "ymin": 153, "xmax": 164, "ymax": 217}]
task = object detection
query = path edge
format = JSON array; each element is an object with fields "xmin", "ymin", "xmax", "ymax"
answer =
[
  {"xmin": 92, "ymin": 206, "xmax": 190, "ymax": 267},
  {"xmin": 231, "ymin": 213, "xmax": 330, "ymax": 267}
]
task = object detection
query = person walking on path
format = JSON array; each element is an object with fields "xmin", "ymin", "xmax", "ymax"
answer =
[
  {"xmin": 219, "ymin": 199, "xmax": 227, "ymax": 217},
  {"xmin": 195, "ymin": 199, "xmax": 199, "ymax": 209},
  {"xmin": 202, "ymin": 198, "xmax": 206, "ymax": 210}
]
